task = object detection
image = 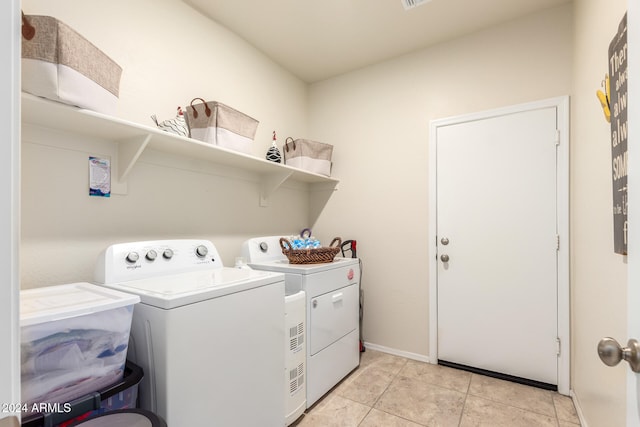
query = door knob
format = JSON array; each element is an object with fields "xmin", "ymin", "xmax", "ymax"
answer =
[
  {"xmin": 597, "ymin": 337, "xmax": 640, "ymax": 373},
  {"xmin": 440, "ymin": 254, "xmax": 449, "ymax": 262}
]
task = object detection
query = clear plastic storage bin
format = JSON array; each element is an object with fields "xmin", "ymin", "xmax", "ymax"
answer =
[{"xmin": 20, "ymin": 283, "xmax": 139, "ymax": 409}]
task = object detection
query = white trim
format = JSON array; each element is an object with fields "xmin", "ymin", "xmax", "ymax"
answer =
[
  {"xmin": 556, "ymin": 96, "xmax": 571, "ymax": 396},
  {"xmin": 428, "ymin": 96, "xmax": 571, "ymax": 394},
  {"xmin": 627, "ymin": 1, "xmax": 639, "ymax": 425},
  {"xmin": 0, "ymin": 0, "xmax": 21, "ymax": 421},
  {"xmin": 571, "ymin": 389, "xmax": 589, "ymax": 427},
  {"xmin": 363, "ymin": 342, "xmax": 430, "ymax": 363}
]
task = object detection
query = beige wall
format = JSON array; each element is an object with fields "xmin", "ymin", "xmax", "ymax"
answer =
[
  {"xmin": 20, "ymin": 0, "xmax": 313, "ymax": 287},
  {"xmin": 22, "ymin": 0, "xmax": 308, "ymax": 147},
  {"xmin": 17, "ymin": 0, "xmax": 633, "ymax": 424},
  {"xmin": 308, "ymin": 5, "xmax": 573, "ymax": 358},
  {"xmin": 571, "ymin": 0, "xmax": 628, "ymax": 425}
]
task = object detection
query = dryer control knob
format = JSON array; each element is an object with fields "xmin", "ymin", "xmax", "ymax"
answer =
[
  {"xmin": 163, "ymin": 249, "xmax": 174, "ymax": 260},
  {"xmin": 125, "ymin": 252, "xmax": 139, "ymax": 263},
  {"xmin": 195, "ymin": 245, "xmax": 208, "ymax": 258},
  {"xmin": 146, "ymin": 250, "xmax": 158, "ymax": 261}
]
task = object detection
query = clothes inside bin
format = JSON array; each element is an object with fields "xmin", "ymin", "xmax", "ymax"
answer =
[
  {"xmin": 20, "ymin": 283, "xmax": 139, "ymax": 408},
  {"xmin": 21, "ymin": 361, "xmax": 143, "ymax": 427}
]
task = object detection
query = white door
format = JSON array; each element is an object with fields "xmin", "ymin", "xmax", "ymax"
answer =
[
  {"xmin": 624, "ymin": 0, "xmax": 639, "ymax": 424},
  {"xmin": 430, "ymin": 97, "xmax": 570, "ymax": 392}
]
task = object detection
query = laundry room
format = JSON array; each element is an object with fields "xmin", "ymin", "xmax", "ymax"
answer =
[{"xmin": 3, "ymin": 0, "xmax": 637, "ymax": 426}]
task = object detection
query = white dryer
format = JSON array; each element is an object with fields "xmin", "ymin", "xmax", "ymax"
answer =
[
  {"xmin": 94, "ymin": 239, "xmax": 285, "ymax": 427},
  {"xmin": 284, "ymin": 290, "xmax": 306, "ymax": 425},
  {"xmin": 242, "ymin": 236, "xmax": 360, "ymax": 408}
]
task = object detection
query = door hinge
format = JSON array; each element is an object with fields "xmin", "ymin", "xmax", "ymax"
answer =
[
  {"xmin": 556, "ymin": 337, "xmax": 561, "ymax": 356},
  {"xmin": 554, "ymin": 130, "xmax": 561, "ymax": 146},
  {"xmin": 556, "ymin": 234, "xmax": 560, "ymax": 251}
]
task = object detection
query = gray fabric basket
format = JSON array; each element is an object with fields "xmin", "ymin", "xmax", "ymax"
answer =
[
  {"xmin": 21, "ymin": 15, "xmax": 122, "ymax": 114},
  {"xmin": 283, "ymin": 137, "xmax": 333, "ymax": 176},
  {"xmin": 184, "ymin": 98, "xmax": 259, "ymax": 154}
]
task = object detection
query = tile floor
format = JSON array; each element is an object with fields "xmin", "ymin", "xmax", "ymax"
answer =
[{"xmin": 293, "ymin": 349, "xmax": 580, "ymax": 427}]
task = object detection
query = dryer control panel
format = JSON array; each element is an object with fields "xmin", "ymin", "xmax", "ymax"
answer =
[{"xmin": 95, "ymin": 239, "xmax": 223, "ymax": 284}]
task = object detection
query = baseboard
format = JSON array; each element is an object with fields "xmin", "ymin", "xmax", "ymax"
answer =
[
  {"xmin": 570, "ymin": 389, "xmax": 588, "ymax": 427},
  {"xmin": 362, "ymin": 341, "xmax": 430, "ymax": 363}
]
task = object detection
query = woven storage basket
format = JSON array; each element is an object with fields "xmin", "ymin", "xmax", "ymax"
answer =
[{"xmin": 279, "ymin": 237, "xmax": 341, "ymax": 264}]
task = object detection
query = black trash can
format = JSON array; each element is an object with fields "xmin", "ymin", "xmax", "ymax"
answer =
[{"xmin": 65, "ymin": 409, "xmax": 166, "ymax": 427}]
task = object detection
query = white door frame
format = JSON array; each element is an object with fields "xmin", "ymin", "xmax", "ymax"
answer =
[
  {"xmin": 627, "ymin": 0, "xmax": 639, "ymax": 424},
  {"xmin": 0, "ymin": 0, "xmax": 21, "ymax": 424},
  {"xmin": 428, "ymin": 96, "xmax": 570, "ymax": 395}
]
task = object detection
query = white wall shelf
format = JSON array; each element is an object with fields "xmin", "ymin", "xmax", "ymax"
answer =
[{"xmin": 21, "ymin": 93, "xmax": 338, "ymax": 206}]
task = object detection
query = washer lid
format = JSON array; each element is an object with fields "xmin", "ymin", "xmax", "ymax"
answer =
[{"xmin": 97, "ymin": 268, "xmax": 284, "ymax": 309}]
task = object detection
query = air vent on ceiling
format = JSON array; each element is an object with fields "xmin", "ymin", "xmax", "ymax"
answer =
[{"xmin": 402, "ymin": 0, "xmax": 432, "ymax": 10}]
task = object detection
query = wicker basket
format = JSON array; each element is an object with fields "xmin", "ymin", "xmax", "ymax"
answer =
[{"xmin": 279, "ymin": 237, "xmax": 341, "ymax": 264}]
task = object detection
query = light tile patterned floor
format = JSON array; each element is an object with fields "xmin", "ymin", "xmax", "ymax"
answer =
[{"xmin": 293, "ymin": 349, "xmax": 580, "ymax": 427}]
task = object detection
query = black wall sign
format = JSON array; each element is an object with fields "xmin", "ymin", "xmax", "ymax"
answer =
[{"xmin": 610, "ymin": 12, "xmax": 628, "ymax": 255}]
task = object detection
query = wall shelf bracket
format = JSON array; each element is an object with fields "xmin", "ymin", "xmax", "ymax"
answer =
[
  {"xmin": 116, "ymin": 134, "xmax": 152, "ymax": 182},
  {"xmin": 108, "ymin": 134, "xmax": 151, "ymax": 195},
  {"xmin": 260, "ymin": 170, "xmax": 294, "ymax": 206},
  {"xmin": 309, "ymin": 180, "xmax": 339, "ymax": 222}
]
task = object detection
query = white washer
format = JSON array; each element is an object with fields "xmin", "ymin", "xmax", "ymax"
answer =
[
  {"xmin": 242, "ymin": 236, "xmax": 360, "ymax": 407},
  {"xmin": 94, "ymin": 239, "xmax": 285, "ymax": 427}
]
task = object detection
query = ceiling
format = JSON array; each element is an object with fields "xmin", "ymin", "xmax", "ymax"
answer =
[{"xmin": 184, "ymin": 0, "xmax": 571, "ymax": 83}]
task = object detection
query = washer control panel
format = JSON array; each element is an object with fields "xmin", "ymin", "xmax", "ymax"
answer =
[{"xmin": 95, "ymin": 239, "xmax": 223, "ymax": 284}]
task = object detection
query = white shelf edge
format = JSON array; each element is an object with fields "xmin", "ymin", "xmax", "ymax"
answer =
[{"xmin": 21, "ymin": 93, "xmax": 340, "ymax": 202}]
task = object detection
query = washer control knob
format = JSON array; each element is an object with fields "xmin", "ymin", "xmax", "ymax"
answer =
[
  {"xmin": 125, "ymin": 252, "xmax": 139, "ymax": 263},
  {"xmin": 145, "ymin": 250, "xmax": 158, "ymax": 261},
  {"xmin": 195, "ymin": 245, "xmax": 208, "ymax": 258},
  {"xmin": 163, "ymin": 249, "xmax": 174, "ymax": 260}
]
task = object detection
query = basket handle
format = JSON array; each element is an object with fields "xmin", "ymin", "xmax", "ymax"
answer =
[
  {"xmin": 329, "ymin": 237, "xmax": 342, "ymax": 248},
  {"xmin": 279, "ymin": 237, "xmax": 292, "ymax": 252},
  {"xmin": 284, "ymin": 137, "xmax": 296, "ymax": 152},
  {"xmin": 189, "ymin": 98, "xmax": 212, "ymax": 119},
  {"xmin": 22, "ymin": 11, "xmax": 35, "ymax": 40}
]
